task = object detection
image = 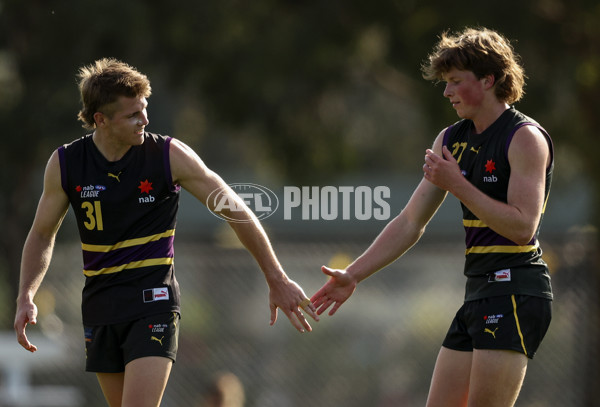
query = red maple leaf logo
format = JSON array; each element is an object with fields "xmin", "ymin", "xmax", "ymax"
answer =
[
  {"xmin": 485, "ymin": 159, "xmax": 496, "ymax": 174},
  {"xmin": 138, "ymin": 179, "xmax": 153, "ymax": 194},
  {"xmin": 76, "ymin": 185, "xmax": 82, "ymax": 192}
]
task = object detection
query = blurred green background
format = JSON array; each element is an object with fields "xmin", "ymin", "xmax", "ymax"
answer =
[{"xmin": 0, "ymin": 0, "xmax": 598, "ymax": 406}]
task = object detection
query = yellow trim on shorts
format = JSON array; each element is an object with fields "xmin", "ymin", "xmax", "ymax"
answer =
[{"xmin": 511, "ymin": 295, "xmax": 528, "ymax": 357}]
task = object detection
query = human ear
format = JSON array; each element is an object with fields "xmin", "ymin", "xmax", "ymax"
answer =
[
  {"xmin": 93, "ymin": 112, "xmax": 106, "ymax": 127},
  {"xmin": 482, "ymin": 74, "xmax": 495, "ymax": 89}
]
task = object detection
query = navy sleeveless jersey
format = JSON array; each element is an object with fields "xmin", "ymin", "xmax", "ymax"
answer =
[
  {"xmin": 442, "ymin": 107, "xmax": 554, "ymax": 301},
  {"xmin": 58, "ymin": 133, "xmax": 181, "ymax": 325}
]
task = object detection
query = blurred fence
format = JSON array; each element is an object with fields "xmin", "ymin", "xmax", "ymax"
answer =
[{"xmin": 4, "ymin": 224, "xmax": 597, "ymax": 407}]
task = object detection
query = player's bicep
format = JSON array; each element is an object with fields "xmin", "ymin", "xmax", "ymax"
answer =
[
  {"xmin": 169, "ymin": 138, "xmax": 228, "ymax": 205},
  {"xmin": 399, "ymin": 130, "xmax": 449, "ymax": 227},
  {"xmin": 431, "ymin": 128, "xmax": 447, "ymax": 155},
  {"xmin": 403, "ymin": 178, "xmax": 447, "ymax": 228},
  {"xmin": 30, "ymin": 152, "xmax": 70, "ymax": 238},
  {"xmin": 506, "ymin": 126, "xmax": 550, "ymax": 219}
]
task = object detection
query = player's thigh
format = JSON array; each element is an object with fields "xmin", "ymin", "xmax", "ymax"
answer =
[
  {"xmin": 426, "ymin": 346, "xmax": 472, "ymax": 407},
  {"xmin": 96, "ymin": 372, "xmax": 125, "ymax": 407},
  {"xmin": 122, "ymin": 356, "xmax": 173, "ymax": 407},
  {"xmin": 468, "ymin": 349, "xmax": 527, "ymax": 407}
]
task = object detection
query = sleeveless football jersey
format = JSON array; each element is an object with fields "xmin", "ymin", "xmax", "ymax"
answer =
[
  {"xmin": 58, "ymin": 133, "xmax": 181, "ymax": 325},
  {"xmin": 442, "ymin": 107, "xmax": 553, "ymax": 301}
]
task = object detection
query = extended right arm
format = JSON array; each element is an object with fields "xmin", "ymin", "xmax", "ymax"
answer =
[
  {"xmin": 347, "ymin": 178, "xmax": 447, "ymax": 282},
  {"xmin": 312, "ymin": 131, "xmax": 449, "ymax": 315},
  {"xmin": 15, "ymin": 151, "xmax": 69, "ymax": 352}
]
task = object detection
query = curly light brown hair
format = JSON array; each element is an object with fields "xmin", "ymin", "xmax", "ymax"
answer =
[
  {"xmin": 421, "ymin": 27, "xmax": 526, "ymax": 104},
  {"xmin": 77, "ymin": 58, "xmax": 152, "ymax": 130}
]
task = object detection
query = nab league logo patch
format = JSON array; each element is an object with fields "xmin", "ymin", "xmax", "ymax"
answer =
[{"xmin": 76, "ymin": 184, "xmax": 106, "ymax": 198}]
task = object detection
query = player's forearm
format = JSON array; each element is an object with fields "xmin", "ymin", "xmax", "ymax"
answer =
[
  {"xmin": 449, "ymin": 181, "xmax": 538, "ymax": 245},
  {"xmin": 346, "ymin": 214, "xmax": 424, "ymax": 283},
  {"xmin": 17, "ymin": 231, "xmax": 55, "ymax": 303},
  {"xmin": 227, "ymin": 217, "xmax": 287, "ymax": 283}
]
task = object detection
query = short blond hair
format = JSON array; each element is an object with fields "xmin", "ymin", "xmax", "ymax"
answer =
[
  {"xmin": 421, "ymin": 27, "xmax": 525, "ymax": 104},
  {"xmin": 77, "ymin": 58, "xmax": 152, "ymax": 129}
]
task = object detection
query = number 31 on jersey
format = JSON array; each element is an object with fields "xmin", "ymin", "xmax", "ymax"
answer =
[{"xmin": 82, "ymin": 201, "xmax": 104, "ymax": 231}]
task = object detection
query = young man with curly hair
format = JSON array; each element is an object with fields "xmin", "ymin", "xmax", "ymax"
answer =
[{"xmin": 312, "ymin": 27, "xmax": 553, "ymax": 407}]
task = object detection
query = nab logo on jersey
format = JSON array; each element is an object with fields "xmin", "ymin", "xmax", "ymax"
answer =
[
  {"xmin": 483, "ymin": 159, "xmax": 498, "ymax": 183},
  {"xmin": 138, "ymin": 179, "xmax": 156, "ymax": 203}
]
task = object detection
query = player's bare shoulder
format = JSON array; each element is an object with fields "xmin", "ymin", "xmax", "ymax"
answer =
[
  {"xmin": 509, "ymin": 125, "xmax": 551, "ymax": 169},
  {"xmin": 168, "ymin": 138, "xmax": 209, "ymax": 183}
]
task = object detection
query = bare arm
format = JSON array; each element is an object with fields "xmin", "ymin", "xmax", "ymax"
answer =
[
  {"xmin": 169, "ymin": 138, "xmax": 318, "ymax": 332},
  {"xmin": 424, "ymin": 125, "xmax": 550, "ymax": 245},
  {"xmin": 15, "ymin": 151, "xmax": 69, "ymax": 352},
  {"xmin": 312, "ymin": 131, "xmax": 448, "ymax": 315}
]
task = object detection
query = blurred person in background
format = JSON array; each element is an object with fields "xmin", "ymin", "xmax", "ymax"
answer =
[
  {"xmin": 14, "ymin": 58, "xmax": 317, "ymax": 407},
  {"xmin": 201, "ymin": 372, "xmax": 245, "ymax": 407},
  {"xmin": 312, "ymin": 27, "xmax": 553, "ymax": 407}
]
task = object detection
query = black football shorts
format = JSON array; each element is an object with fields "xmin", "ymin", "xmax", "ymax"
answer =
[
  {"xmin": 84, "ymin": 312, "xmax": 180, "ymax": 373},
  {"xmin": 442, "ymin": 295, "xmax": 551, "ymax": 359}
]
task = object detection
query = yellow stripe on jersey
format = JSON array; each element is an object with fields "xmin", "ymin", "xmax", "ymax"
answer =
[
  {"xmin": 83, "ymin": 257, "xmax": 174, "ymax": 277},
  {"xmin": 463, "ymin": 219, "xmax": 487, "ymax": 228},
  {"xmin": 465, "ymin": 241, "xmax": 539, "ymax": 255},
  {"xmin": 81, "ymin": 229, "xmax": 176, "ymax": 252}
]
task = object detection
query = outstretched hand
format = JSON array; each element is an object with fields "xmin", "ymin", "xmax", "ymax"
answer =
[
  {"xmin": 310, "ymin": 266, "xmax": 357, "ymax": 316},
  {"xmin": 268, "ymin": 277, "xmax": 319, "ymax": 333}
]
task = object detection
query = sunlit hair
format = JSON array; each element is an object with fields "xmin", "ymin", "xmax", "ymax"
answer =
[
  {"xmin": 421, "ymin": 27, "xmax": 525, "ymax": 104},
  {"xmin": 77, "ymin": 58, "xmax": 152, "ymax": 130}
]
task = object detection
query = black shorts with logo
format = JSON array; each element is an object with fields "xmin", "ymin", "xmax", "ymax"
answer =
[
  {"xmin": 442, "ymin": 295, "xmax": 551, "ymax": 359},
  {"xmin": 84, "ymin": 312, "xmax": 180, "ymax": 373}
]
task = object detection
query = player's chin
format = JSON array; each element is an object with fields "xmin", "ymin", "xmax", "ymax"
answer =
[{"xmin": 133, "ymin": 132, "xmax": 145, "ymax": 144}]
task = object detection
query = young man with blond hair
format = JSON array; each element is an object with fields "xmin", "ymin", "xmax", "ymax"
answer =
[{"xmin": 15, "ymin": 58, "xmax": 318, "ymax": 407}]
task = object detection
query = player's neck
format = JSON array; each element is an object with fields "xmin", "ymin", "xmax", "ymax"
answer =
[
  {"xmin": 471, "ymin": 102, "xmax": 510, "ymax": 134},
  {"xmin": 92, "ymin": 130, "xmax": 133, "ymax": 162}
]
